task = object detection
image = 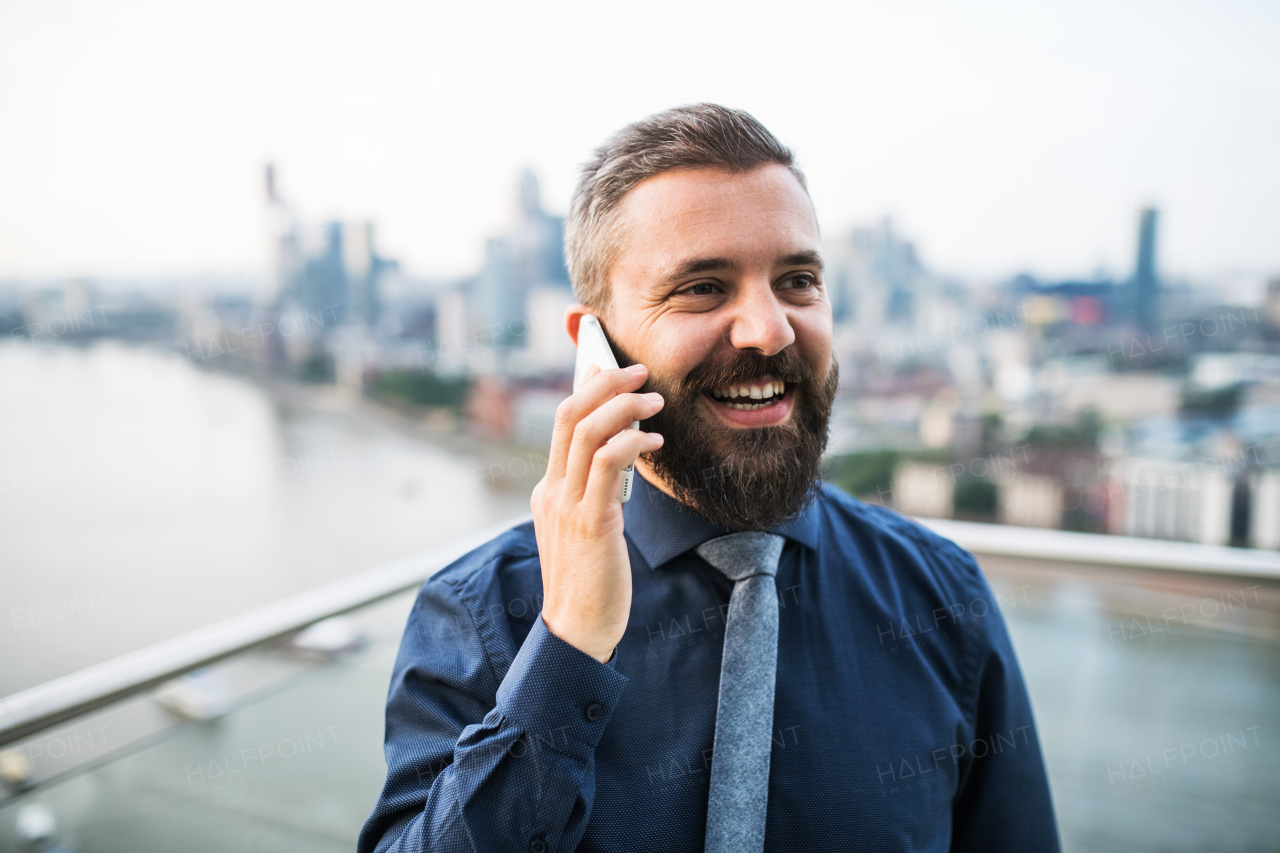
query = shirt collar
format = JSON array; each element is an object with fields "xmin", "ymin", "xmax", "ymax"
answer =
[{"xmin": 623, "ymin": 469, "xmax": 821, "ymax": 570}]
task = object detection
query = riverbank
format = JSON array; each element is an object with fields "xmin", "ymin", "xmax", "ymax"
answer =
[{"xmin": 255, "ymin": 375, "xmax": 549, "ymax": 503}]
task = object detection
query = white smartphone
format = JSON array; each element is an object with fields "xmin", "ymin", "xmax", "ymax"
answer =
[{"xmin": 573, "ymin": 314, "xmax": 638, "ymax": 503}]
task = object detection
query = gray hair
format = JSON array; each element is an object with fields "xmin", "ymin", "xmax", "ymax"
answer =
[{"xmin": 564, "ymin": 103, "xmax": 807, "ymax": 311}]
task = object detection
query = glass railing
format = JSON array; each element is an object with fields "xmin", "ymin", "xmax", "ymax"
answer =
[
  {"xmin": 985, "ymin": 563, "xmax": 1278, "ymax": 851},
  {"xmin": 2, "ymin": 521, "xmax": 1278, "ymax": 853},
  {"xmin": 0, "ymin": 593, "xmax": 412, "ymax": 853}
]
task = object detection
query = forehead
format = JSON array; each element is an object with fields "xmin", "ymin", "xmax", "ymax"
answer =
[{"xmin": 609, "ymin": 164, "xmax": 820, "ymax": 282}]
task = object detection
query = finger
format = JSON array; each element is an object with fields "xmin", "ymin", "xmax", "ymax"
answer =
[
  {"xmin": 581, "ymin": 429, "xmax": 665, "ymax": 510},
  {"xmin": 564, "ymin": 391, "xmax": 664, "ymax": 498},
  {"xmin": 546, "ymin": 364, "xmax": 649, "ymax": 481}
]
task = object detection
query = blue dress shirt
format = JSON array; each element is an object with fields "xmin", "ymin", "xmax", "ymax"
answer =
[{"xmin": 358, "ymin": 473, "xmax": 1060, "ymax": 852}]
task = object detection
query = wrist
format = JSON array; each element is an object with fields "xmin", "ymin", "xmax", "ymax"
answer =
[{"xmin": 541, "ymin": 611, "xmax": 617, "ymax": 663}]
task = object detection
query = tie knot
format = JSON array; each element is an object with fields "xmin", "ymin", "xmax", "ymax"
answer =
[{"xmin": 695, "ymin": 532, "xmax": 785, "ymax": 581}]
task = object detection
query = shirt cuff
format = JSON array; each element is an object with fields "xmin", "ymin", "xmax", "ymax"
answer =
[{"xmin": 495, "ymin": 614, "xmax": 628, "ymax": 752}]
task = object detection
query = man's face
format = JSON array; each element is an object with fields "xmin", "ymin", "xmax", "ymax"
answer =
[{"xmin": 587, "ymin": 164, "xmax": 837, "ymax": 529}]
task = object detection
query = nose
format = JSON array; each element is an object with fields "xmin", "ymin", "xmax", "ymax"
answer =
[{"xmin": 724, "ymin": 279, "xmax": 795, "ymax": 356}]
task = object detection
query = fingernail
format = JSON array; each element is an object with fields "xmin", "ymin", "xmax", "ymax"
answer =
[
  {"xmin": 626, "ymin": 364, "xmax": 647, "ymax": 373},
  {"xmin": 644, "ymin": 392, "xmax": 663, "ymax": 402}
]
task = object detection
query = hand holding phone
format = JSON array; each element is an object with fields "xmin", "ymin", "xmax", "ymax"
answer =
[
  {"xmin": 573, "ymin": 315, "xmax": 639, "ymax": 502},
  {"xmin": 530, "ymin": 313, "xmax": 664, "ymax": 662}
]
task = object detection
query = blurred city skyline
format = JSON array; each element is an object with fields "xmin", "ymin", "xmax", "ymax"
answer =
[{"xmin": 1, "ymin": 0, "xmax": 1278, "ymax": 287}]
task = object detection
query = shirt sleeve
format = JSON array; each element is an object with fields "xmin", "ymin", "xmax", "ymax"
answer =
[
  {"xmin": 949, "ymin": 555, "xmax": 1061, "ymax": 853},
  {"xmin": 357, "ymin": 569, "xmax": 629, "ymax": 853}
]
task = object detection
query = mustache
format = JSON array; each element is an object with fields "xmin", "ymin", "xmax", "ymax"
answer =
[{"xmin": 651, "ymin": 347, "xmax": 813, "ymax": 394}]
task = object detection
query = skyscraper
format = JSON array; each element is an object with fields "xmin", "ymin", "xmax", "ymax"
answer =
[
  {"xmin": 1132, "ymin": 207, "xmax": 1160, "ymax": 333},
  {"xmin": 296, "ymin": 222, "xmax": 349, "ymax": 323},
  {"xmin": 264, "ymin": 162, "xmax": 299, "ymax": 308},
  {"xmin": 472, "ymin": 169, "xmax": 571, "ymax": 346},
  {"xmin": 343, "ymin": 221, "xmax": 389, "ymax": 328}
]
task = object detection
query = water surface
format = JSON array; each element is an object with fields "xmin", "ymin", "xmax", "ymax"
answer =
[{"xmin": 0, "ymin": 342, "xmax": 527, "ymax": 695}]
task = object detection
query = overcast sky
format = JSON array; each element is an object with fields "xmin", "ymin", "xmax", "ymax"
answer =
[{"xmin": 1, "ymin": 0, "xmax": 1277, "ymax": 286}]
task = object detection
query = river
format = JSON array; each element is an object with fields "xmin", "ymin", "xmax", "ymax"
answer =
[{"xmin": 0, "ymin": 341, "xmax": 530, "ymax": 696}]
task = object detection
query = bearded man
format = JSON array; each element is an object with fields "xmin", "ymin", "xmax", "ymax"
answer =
[{"xmin": 359, "ymin": 105, "xmax": 1060, "ymax": 853}]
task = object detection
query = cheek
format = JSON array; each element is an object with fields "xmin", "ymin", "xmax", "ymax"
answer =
[
  {"xmin": 791, "ymin": 315, "xmax": 832, "ymax": 363},
  {"xmin": 652, "ymin": 321, "xmax": 723, "ymax": 377}
]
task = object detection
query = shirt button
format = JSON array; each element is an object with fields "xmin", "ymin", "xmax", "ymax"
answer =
[
  {"xmin": 529, "ymin": 839, "xmax": 547, "ymax": 853},
  {"xmin": 584, "ymin": 702, "xmax": 604, "ymax": 722}
]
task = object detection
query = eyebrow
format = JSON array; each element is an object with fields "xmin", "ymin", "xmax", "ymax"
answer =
[
  {"xmin": 778, "ymin": 250, "xmax": 824, "ymax": 271},
  {"xmin": 661, "ymin": 250, "xmax": 824, "ymax": 285},
  {"xmin": 668, "ymin": 256, "xmax": 736, "ymax": 280}
]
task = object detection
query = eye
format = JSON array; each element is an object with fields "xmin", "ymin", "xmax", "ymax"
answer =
[
  {"xmin": 778, "ymin": 273, "xmax": 816, "ymax": 290},
  {"xmin": 678, "ymin": 281, "xmax": 719, "ymax": 296}
]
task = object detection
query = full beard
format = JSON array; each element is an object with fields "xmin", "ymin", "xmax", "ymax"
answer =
[{"xmin": 615, "ymin": 343, "xmax": 839, "ymax": 531}]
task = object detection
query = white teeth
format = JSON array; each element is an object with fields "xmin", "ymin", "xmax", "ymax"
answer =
[{"xmin": 709, "ymin": 380, "xmax": 786, "ymax": 404}]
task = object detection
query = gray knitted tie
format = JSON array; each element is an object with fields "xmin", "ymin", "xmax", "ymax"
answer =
[{"xmin": 696, "ymin": 531, "xmax": 786, "ymax": 853}]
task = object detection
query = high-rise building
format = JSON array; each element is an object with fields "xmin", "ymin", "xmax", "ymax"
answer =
[
  {"xmin": 295, "ymin": 222, "xmax": 349, "ymax": 323},
  {"xmin": 1263, "ymin": 278, "xmax": 1280, "ymax": 330},
  {"xmin": 472, "ymin": 169, "xmax": 571, "ymax": 346},
  {"xmin": 825, "ymin": 219, "xmax": 921, "ymax": 326},
  {"xmin": 265, "ymin": 164, "xmax": 393, "ymax": 333},
  {"xmin": 824, "ymin": 218, "xmax": 967, "ymax": 355},
  {"xmin": 264, "ymin": 163, "xmax": 300, "ymax": 309},
  {"xmin": 1132, "ymin": 207, "xmax": 1160, "ymax": 332},
  {"xmin": 343, "ymin": 221, "xmax": 391, "ymax": 328}
]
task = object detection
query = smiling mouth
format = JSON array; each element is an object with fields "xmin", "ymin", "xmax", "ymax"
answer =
[{"xmin": 705, "ymin": 378, "xmax": 789, "ymax": 411}]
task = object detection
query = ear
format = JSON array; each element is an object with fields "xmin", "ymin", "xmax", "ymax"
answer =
[{"xmin": 564, "ymin": 303, "xmax": 592, "ymax": 346}]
